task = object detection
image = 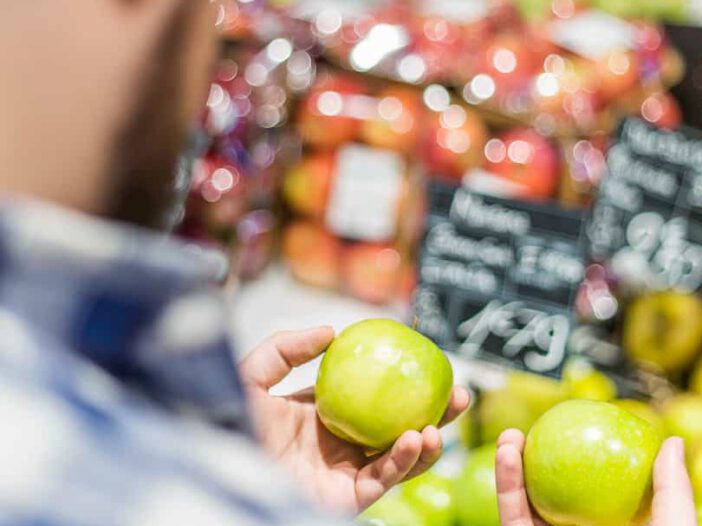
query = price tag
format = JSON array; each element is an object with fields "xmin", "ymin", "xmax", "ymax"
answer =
[
  {"xmin": 414, "ymin": 183, "xmax": 587, "ymax": 378},
  {"xmin": 548, "ymin": 11, "xmax": 635, "ymax": 60},
  {"xmin": 325, "ymin": 144, "xmax": 404, "ymax": 242},
  {"xmin": 588, "ymin": 119, "xmax": 702, "ymax": 292}
]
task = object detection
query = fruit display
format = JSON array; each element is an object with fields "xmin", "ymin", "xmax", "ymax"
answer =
[
  {"xmin": 281, "ymin": 71, "xmax": 429, "ymax": 304},
  {"xmin": 316, "ymin": 319, "xmax": 453, "ymax": 451},
  {"xmin": 454, "ymin": 444, "xmax": 500, "ymax": 526},
  {"xmin": 524, "ymin": 400, "xmax": 662, "ymax": 526},
  {"xmin": 401, "ymin": 471, "xmax": 456, "ymax": 526},
  {"xmin": 178, "ymin": 40, "xmax": 316, "ymax": 284},
  {"xmin": 295, "ymin": 0, "xmax": 684, "ymax": 136},
  {"xmin": 358, "ymin": 490, "xmax": 425, "ymax": 526}
]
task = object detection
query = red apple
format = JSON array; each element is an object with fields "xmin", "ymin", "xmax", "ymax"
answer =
[
  {"xmin": 343, "ymin": 243, "xmax": 403, "ymax": 305},
  {"xmin": 421, "ymin": 104, "xmax": 488, "ymax": 181},
  {"xmin": 282, "ymin": 222, "xmax": 342, "ymax": 289},
  {"xmin": 640, "ymin": 91, "xmax": 682, "ymax": 130},
  {"xmin": 297, "ymin": 74, "xmax": 367, "ymax": 149},
  {"xmin": 360, "ymin": 88, "xmax": 423, "ymax": 153},
  {"xmin": 594, "ymin": 51, "xmax": 640, "ymax": 102},
  {"xmin": 188, "ymin": 154, "xmax": 248, "ymax": 232},
  {"xmin": 282, "ymin": 152, "xmax": 336, "ymax": 219},
  {"xmin": 481, "ymin": 128, "xmax": 560, "ymax": 200},
  {"xmin": 479, "ymin": 33, "xmax": 544, "ymax": 95}
]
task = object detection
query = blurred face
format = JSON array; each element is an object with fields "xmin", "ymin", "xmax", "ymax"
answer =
[{"xmin": 107, "ymin": 1, "xmax": 219, "ymax": 228}]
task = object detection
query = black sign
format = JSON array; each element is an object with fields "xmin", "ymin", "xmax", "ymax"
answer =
[
  {"xmin": 588, "ymin": 119, "xmax": 702, "ymax": 292},
  {"xmin": 414, "ymin": 183, "xmax": 587, "ymax": 378}
]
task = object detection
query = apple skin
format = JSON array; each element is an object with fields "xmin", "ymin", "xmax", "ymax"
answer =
[
  {"xmin": 563, "ymin": 361, "xmax": 618, "ymax": 402},
  {"xmin": 360, "ymin": 88, "xmax": 423, "ymax": 153},
  {"xmin": 421, "ymin": 105, "xmax": 488, "ymax": 181},
  {"xmin": 282, "ymin": 222, "xmax": 341, "ymax": 289},
  {"xmin": 482, "ymin": 128, "xmax": 560, "ymax": 200},
  {"xmin": 401, "ymin": 471, "xmax": 455, "ymax": 526},
  {"xmin": 479, "ymin": 388, "xmax": 536, "ymax": 446},
  {"xmin": 359, "ymin": 491, "xmax": 424, "ymax": 526},
  {"xmin": 454, "ymin": 444, "xmax": 500, "ymax": 526},
  {"xmin": 624, "ymin": 291, "xmax": 702, "ymax": 374},
  {"xmin": 316, "ymin": 319, "xmax": 453, "ymax": 451},
  {"xmin": 613, "ymin": 399, "xmax": 665, "ymax": 437},
  {"xmin": 342, "ymin": 244, "xmax": 403, "ymax": 305},
  {"xmin": 298, "ymin": 74, "xmax": 366, "ymax": 149},
  {"xmin": 524, "ymin": 400, "xmax": 662, "ymax": 526},
  {"xmin": 689, "ymin": 359, "xmax": 702, "ymax": 395},
  {"xmin": 661, "ymin": 394, "xmax": 702, "ymax": 450},
  {"xmin": 282, "ymin": 152, "xmax": 335, "ymax": 220}
]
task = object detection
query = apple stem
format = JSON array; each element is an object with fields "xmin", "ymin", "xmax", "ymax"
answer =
[{"xmin": 412, "ymin": 316, "xmax": 419, "ymax": 331}]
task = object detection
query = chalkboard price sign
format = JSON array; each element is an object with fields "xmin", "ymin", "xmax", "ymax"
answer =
[
  {"xmin": 414, "ymin": 183, "xmax": 587, "ymax": 378},
  {"xmin": 588, "ymin": 118, "xmax": 702, "ymax": 292}
]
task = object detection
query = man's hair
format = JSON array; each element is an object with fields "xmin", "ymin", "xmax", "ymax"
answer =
[{"xmin": 106, "ymin": 1, "xmax": 198, "ymax": 229}]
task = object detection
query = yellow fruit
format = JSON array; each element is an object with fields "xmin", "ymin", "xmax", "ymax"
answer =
[
  {"xmin": 563, "ymin": 361, "xmax": 617, "ymax": 402},
  {"xmin": 506, "ymin": 371, "xmax": 568, "ymax": 417},
  {"xmin": 661, "ymin": 394, "xmax": 702, "ymax": 450},
  {"xmin": 478, "ymin": 388, "xmax": 536, "ymax": 445},
  {"xmin": 624, "ymin": 291, "xmax": 702, "ymax": 374}
]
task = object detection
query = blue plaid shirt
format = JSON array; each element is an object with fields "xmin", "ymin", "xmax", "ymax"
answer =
[{"xmin": 0, "ymin": 202, "xmax": 342, "ymax": 525}]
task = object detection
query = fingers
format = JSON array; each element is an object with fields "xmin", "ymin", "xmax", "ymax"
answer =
[
  {"xmin": 239, "ymin": 327, "xmax": 335, "ymax": 390},
  {"xmin": 652, "ymin": 437, "xmax": 697, "ymax": 526},
  {"xmin": 438, "ymin": 387, "xmax": 471, "ymax": 427},
  {"xmin": 355, "ymin": 431, "xmax": 423, "ymax": 510},
  {"xmin": 496, "ymin": 429, "xmax": 541, "ymax": 526},
  {"xmin": 403, "ymin": 426, "xmax": 443, "ymax": 481}
]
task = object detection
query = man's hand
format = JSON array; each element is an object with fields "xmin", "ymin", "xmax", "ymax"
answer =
[
  {"xmin": 495, "ymin": 429, "xmax": 698, "ymax": 526},
  {"xmin": 239, "ymin": 327, "xmax": 470, "ymax": 513}
]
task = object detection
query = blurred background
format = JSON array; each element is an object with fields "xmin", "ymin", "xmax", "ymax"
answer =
[{"xmin": 170, "ymin": 1, "xmax": 702, "ymax": 523}]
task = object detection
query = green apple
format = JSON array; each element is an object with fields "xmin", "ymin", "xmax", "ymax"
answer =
[
  {"xmin": 478, "ymin": 388, "xmax": 536, "ymax": 446},
  {"xmin": 624, "ymin": 291, "xmax": 702, "ymax": 375},
  {"xmin": 458, "ymin": 410, "xmax": 479, "ymax": 449},
  {"xmin": 689, "ymin": 359, "xmax": 702, "ymax": 395},
  {"xmin": 661, "ymin": 394, "xmax": 702, "ymax": 450},
  {"xmin": 613, "ymin": 399, "xmax": 665, "ymax": 436},
  {"xmin": 316, "ymin": 319, "xmax": 453, "ymax": 451},
  {"xmin": 524, "ymin": 400, "xmax": 662, "ymax": 526},
  {"xmin": 506, "ymin": 371, "xmax": 567, "ymax": 417},
  {"xmin": 563, "ymin": 360, "xmax": 617, "ymax": 402},
  {"xmin": 688, "ymin": 441, "xmax": 702, "ymax": 500},
  {"xmin": 401, "ymin": 471, "xmax": 454, "ymax": 526},
  {"xmin": 358, "ymin": 491, "xmax": 424, "ymax": 526},
  {"xmin": 454, "ymin": 444, "xmax": 499, "ymax": 526}
]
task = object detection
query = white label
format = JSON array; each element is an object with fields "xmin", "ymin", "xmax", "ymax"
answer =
[
  {"xmin": 417, "ymin": 0, "xmax": 490, "ymax": 23},
  {"xmin": 548, "ymin": 11, "xmax": 635, "ymax": 60},
  {"xmin": 326, "ymin": 144, "xmax": 404, "ymax": 242}
]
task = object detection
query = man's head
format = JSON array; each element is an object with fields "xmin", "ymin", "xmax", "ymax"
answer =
[{"xmin": 0, "ymin": 0, "xmax": 219, "ymax": 228}]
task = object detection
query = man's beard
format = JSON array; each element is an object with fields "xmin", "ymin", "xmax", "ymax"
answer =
[{"xmin": 106, "ymin": 3, "xmax": 196, "ymax": 230}]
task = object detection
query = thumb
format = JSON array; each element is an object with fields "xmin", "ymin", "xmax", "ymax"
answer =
[{"xmin": 652, "ymin": 437, "xmax": 697, "ymax": 526}]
